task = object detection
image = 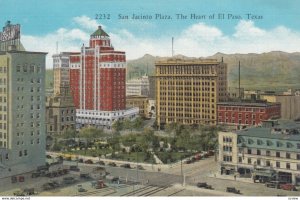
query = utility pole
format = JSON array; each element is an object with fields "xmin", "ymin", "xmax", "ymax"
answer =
[{"xmin": 181, "ymin": 156, "xmax": 183, "ymax": 186}]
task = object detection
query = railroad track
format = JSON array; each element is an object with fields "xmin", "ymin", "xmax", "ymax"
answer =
[
  {"xmin": 167, "ymin": 189, "xmax": 185, "ymax": 196},
  {"xmin": 120, "ymin": 185, "xmax": 155, "ymax": 196},
  {"xmin": 139, "ymin": 186, "xmax": 169, "ymax": 196},
  {"xmin": 75, "ymin": 187, "xmax": 114, "ymax": 196}
]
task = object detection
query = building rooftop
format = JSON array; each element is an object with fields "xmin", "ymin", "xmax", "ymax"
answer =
[
  {"xmin": 235, "ymin": 120, "xmax": 300, "ymax": 141},
  {"xmin": 217, "ymin": 101, "xmax": 280, "ymax": 107},
  {"xmin": 91, "ymin": 26, "xmax": 109, "ymax": 37},
  {"xmin": 155, "ymin": 58, "xmax": 223, "ymax": 65}
]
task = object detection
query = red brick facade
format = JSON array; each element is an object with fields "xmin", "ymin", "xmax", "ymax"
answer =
[
  {"xmin": 217, "ymin": 102, "xmax": 281, "ymax": 127},
  {"xmin": 69, "ymin": 26, "xmax": 126, "ymax": 112}
]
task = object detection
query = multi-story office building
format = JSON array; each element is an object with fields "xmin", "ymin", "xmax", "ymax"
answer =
[
  {"xmin": 217, "ymin": 102, "xmax": 281, "ymax": 129},
  {"xmin": 69, "ymin": 26, "xmax": 138, "ymax": 128},
  {"xmin": 218, "ymin": 120, "xmax": 300, "ymax": 185},
  {"xmin": 46, "ymin": 52, "xmax": 76, "ymax": 136},
  {"xmin": 148, "ymin": 76, "xmax": 156, "ymax": 99},
  {"xmin": 0, "ymin": 26, "xmax": 47, "ymax": 177},
  {"xmin": 126, "ymin": 75, "xmax": 149, "ymax": 96},
  {"xmin": 155, "ymin": 58, "xmax": 227, "ymax": 127}
]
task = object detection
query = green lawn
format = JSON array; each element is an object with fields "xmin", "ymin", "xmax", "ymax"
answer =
[
  {"xmin": 155, "ymin": 151, "xmax": 193, "ymax": 164},
  {"xmin": 109, "ymin": 152, "xmax": 155, "ymax": 164},
  {"xmin": 65, "ymin": 148, "xmax": 113, "ymax": 157}
]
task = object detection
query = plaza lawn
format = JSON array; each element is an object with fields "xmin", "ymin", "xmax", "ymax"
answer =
[
  {"xmin": 155, "ymin": 151, "xmax": 193, "ymax": 164},
  {"xmin": 66, "ymin": 148, "xmax": 114, "ymax": 157},
  {"xmin": 109, "ymin": 152, "xmax": 155, "ymax": 164}
]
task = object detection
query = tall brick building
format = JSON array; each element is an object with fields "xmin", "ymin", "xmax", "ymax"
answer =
[{"xmin": 69, "ymin": 26, "xmax": 138, "ymax": 128}]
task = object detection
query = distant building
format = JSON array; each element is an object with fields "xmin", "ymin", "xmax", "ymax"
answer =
[
  {"xmin": 126, "ymin": 75, "xmax": 149, "ymax": 96},
  {"xmin": 148, "ymin": 75, "xmax": 156, "ymax": 99},
  {"xmin": 155, "ymin": 58, "xmax": 227, "ymax": 128},
  {"xmin": 228, "ymin": 87, "xmax": 244, "ymax": 100},
  {"xmin": 46, "ymin": 52, "xmax": 76, "ymax": 136},
  {"xmin": 217, "ymin": 101, "xmax": 281, "ymax": 129},
  {"xmin": 68, "ymin": 26, "xmax": 138, "ymax": 128},
  {"xmin": 0, "ymin": 21, "xmax": 47, "ymax": 178},
  {"xmin": 126, "ymin": 95, "xmax": 148, "ymax": 118},
  {"xmin": 218, "ymin": 120, "xmax": 300, "ymax": 185},
  {"xmin": 261, "ymin": 91, "xmax": 300, "ymax": 120},
  {"xmin": 244, "ymin": 90, "xmax": 261, "ymax": 100}
]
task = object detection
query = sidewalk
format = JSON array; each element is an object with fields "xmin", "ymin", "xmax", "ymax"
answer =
[{"xmin": 208, "ymin": 173, "xmax": 254, "ymax": 183}]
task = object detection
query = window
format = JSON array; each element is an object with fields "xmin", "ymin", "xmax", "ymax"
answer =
[
  {"xmin": 24, "ymin": 150, "xmax": 27, "ymax": 156},
  {"xmin": 247, "ymin": 149, "xmax": 252, "ymax": 154},
  {"xmin": 16, "ymin": 65, "xmax": 21, "ymax": 72},
  {"xmin": 297, "ymin": 143, "xmax": 300, "ymax": 149},
  {"xmin": 257, "ymin": 139, "xmax": 263, "ymax": 145},
  {"xmin": 297, "ymin": 154, "xmax": 300, "ymax": 160},
  {"xmin": 19, "ymin": 151, "xmax": 22, "ymax": 157},
  {"xmin": 238, "ymin": 157, "xmax": 242, "ymax": 163},
  {"xmin": 297, "ymin": 164, "xmax": 300, "ymax": 170},
  {"xmin": 276, "ymin": 161, "xmax": 280, "ymax": 168},
  {"xmin": 257, "ymin": 150, "xmax": 261, "ymax": 155},
  {"xmin": 276, "ymin": 152, "xmax": 280, "ymax": 158},
  {"xmin": 257, "ymin": 159, "xmax": 261, "ymax": 166},
  {"xmin": 248, "ymin": 158, "xmax": 251, "ymax": 164},
  {"xmin": 286, "ymin": 163, "xmax": 290, "ymax": 169},
  {"xmin": 266, "ymin": 160, "xmax": 271, "ymax": 167},
  {"xmin": 266, "ymin": 150, "xmax": 271, "ymax": 156},
  {"xmin": 286, "ymin": 153, "xmax": 291, "ymax": 159}
]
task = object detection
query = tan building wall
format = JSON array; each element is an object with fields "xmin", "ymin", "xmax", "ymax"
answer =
[
  {"xmin": 155, "ymin": 58, "xmax": 227, "ymax": 127},
  {"xmin": 261, "ymin": 94, "xmax": 300, "ymax": 120},
  {"xmin": 126, "ymin": 95, "xmax": 149, "ymax": 118}
]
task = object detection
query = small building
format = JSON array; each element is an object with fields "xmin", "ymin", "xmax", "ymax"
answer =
[
  {"xmin": 218, "ymin": 120, "xmax": 300, "ymax": 185},
  {"xmin": 126, "ymin": 95, "xmax": 148, "ymax": 118},
  {"xmin": 126, "ymin": 75, "xmax": 150, "ymax": 96},
  {"xmin": 46, "ymin": 84, "xmax": 76, "ymax": 136},
  {"xmin": 228, "ymin": 87, "xmax": 244, "ymax": 100},
  {"xmin": 217, "ymin": 101, "xmax": 281, "ymax": 129}
]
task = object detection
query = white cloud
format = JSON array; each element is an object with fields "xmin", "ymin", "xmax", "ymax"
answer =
[
  {"xmin": 21, "ymin": 17, "xmax": 300, "ymax": 68},
  {"xmin": 73, "ymin": 15, "xmax": 103, "ymax": 31}
]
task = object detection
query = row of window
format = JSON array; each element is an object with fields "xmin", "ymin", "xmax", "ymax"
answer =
[
  {"xmin": 245, "ymin": 148, "xmax": 300, "ymax": 159},
  {"xmin": 16, "ymin": 65, "xmax": 41, "ymax": 73},
  {"xmin": 238, "ymin": 157, "xmax": 300, "ymax": 170},
  {"xmin": 239, "ymin": 138, "xmax": 300, "ymax": 149}
]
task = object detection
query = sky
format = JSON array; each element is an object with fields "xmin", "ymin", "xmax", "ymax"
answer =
[{"xmin": 0, "ymin": 0, "xmax": 300, "ymax": 68}]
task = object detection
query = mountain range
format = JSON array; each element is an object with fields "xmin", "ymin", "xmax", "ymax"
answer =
[{"xmin": 46, "ymin": 51, "xmax": 300, "ymax": 91}]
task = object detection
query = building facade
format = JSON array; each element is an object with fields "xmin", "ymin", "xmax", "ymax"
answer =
[
  {"xmin": 46, "ymin": 52, "xmax": 76, "ymax": 136},
  {"xmin": 228, "ymin": 87, "xmax": 244, "ymax": 100},
  {"xmin": 218, "ymin": 120, "xmax": 300, "ymax": 185},
  {"xmin": 126, "ymin": 95, "xmax": 149, "ymax": 118},
  {"xmin": 68, "ymin": 26, "xmax": 138, "ymax": 128},
  {"xmin": 261, "ymin": 94, "xmax": 300, "ymax": 120},
  {"xmin": 217, "ymin": 102, "xmax": 281, "ymax": 129},
  {"xmin": 0, "ymin": 48, "xmax": 47, "ymax": 178},
  {"xmin": 126, "ymin": 75, "xmax": 149, "ymax": 96},
  {"xmin": 155, "ymin": 58, "xmax": 227, "ymax": 127}
]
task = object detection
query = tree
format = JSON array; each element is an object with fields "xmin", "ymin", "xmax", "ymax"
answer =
[
  {"xmin": 79, "ymin": 127, "xmax": 103, "ymax": 155},
  {"xmin": 112, "ymin": 120, "xmax": 123, "ymax": 132},
  {"xmin": 132, "ymin": 117, "xmax": 143, "ymax": 130},
  {"xmin": 123, "ymin": 118, "xmax": 133, "ymax": 131},
  {"xmin": 63, "ymin": 128, "xmax": 77, "ymax": 140}
]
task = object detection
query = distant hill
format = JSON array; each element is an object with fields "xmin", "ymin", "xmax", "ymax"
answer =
[
  {"xmin": 126, "ymin": 51, "xmax": 300, "ymax": 90},
  {"xmin": 46, "ymin": 51, "xmax": 300, "ymax": 90}
]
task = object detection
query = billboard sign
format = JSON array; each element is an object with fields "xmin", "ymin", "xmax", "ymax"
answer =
[{"xmin": 0, "ymin": 21, "xmax": 20, "ymax": 42}]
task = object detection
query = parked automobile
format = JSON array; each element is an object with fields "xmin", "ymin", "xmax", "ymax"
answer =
[
  {"xmin": 265, "ymin": 181, "xmax": 285, "ymax": 189},
  {"xmin": 80, "ymin": 173, "xmax": 91, "ymax": 179},
  {"xmin": 78, "ymin": 158, "xmax": 84, "ymax": 163},
  {"xmin": 197, "ymin": 182, "xmax": 208, "ymax": 188},
  {"xmin": 31, "ymin": 172, "xmax": 41, "ymax": 178},
  {"xmin": 184, "ymin": 159, "xmax": 192, "ymax": 164},
  {"xmin": 191, "ymin": 157, "xmax": 196, "ymax": 162},
  {"xmin": 78, "ymin": 187, "xmax": 87, "ymax": 192},
  {"xmin": 97, "ymin": 161, "xmax": 105, "ymax": 166},
  {"xmin": 108, "ymin": 162, "xmax": 117, "ymax": 167},
  {"xmin": 69, "ymin": 165, "xmax": 80, "ymax": 172},
  {"xmin": 226, "ymin": 187, "xmax": 240, "ymax": 194},
  {"xmin": 46, "ymin": 155, "xmax": 52, "ymax": 159},
  {"xmin": 137, "ymin": 165, "xmax": 144, "ymax": 170},
  {"xmin": 85, "ymin": 159, "xmax": 94, "ymax": 164},
  {"xmin": 280, "ymin": 183, "xmax": 297, "ymax": 191},
  {"xmin": 120, "ymin": 164, "xmax": 131, "ymax": 168},
  {"xmin": 63, "ymin": 177, "xmax": 76, "ymax": 185}
]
